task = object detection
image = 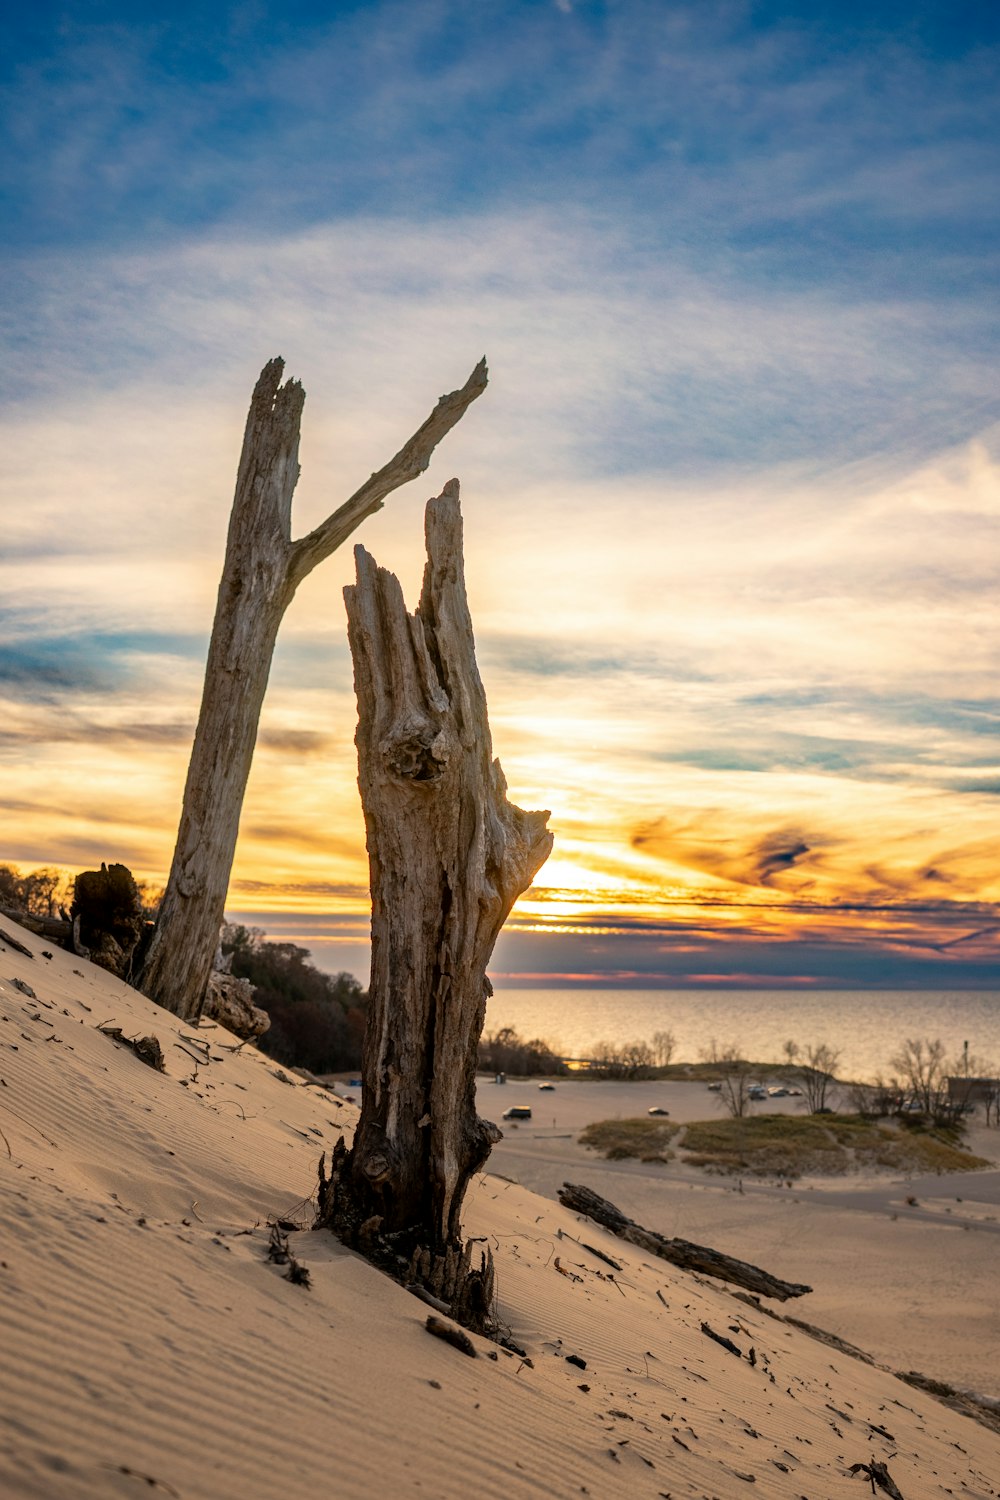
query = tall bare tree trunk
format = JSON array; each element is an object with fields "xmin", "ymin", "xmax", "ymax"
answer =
[
  {"xmin": 140, "ymin": 358, "xmax": 487, "ymax": 1020},
  {"xmin": 317, "ymin": 483, "xmax": 551, "ymax": 1323}
]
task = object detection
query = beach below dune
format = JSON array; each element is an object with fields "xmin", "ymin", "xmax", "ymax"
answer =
[
  {"xmin": 476, "ymin": 1074, "xmax": 1000, "ymax": 1400},
  {"xmin": 4, "ymin": 918, "xmax": 1000, "ymax": 1500}
]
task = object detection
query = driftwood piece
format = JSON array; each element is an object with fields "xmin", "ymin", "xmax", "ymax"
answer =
[
  {"xmin": 202, "ymin": 972, "xmax": 270, "ymax": 1040},
  {"xmin": 0, "ymin": 907, "xmax": 74, "ymax": 945},
  {"xmin": 316, "ymin": 485, "xmax": 551, "ymax": 1327},
  {"xmin": 0, "ymin": 925, "xmax": 35, "ymax": 958},
  {"xmin": 140, "ymin": 359, "xmax": 487, "ymax": 1022},
  {"xmin": 559, "ymin": 1183, "xmax": 812, "ymax": 1302},
  {"xmin": 847, "ymin": 1459, "xmax": 906, "ymax": 1499},
  {"xmin": 700, "ymin": 1320, "xmax": 743, "ymax": 1357},
  {"xmin": 98, "ymin": 1026, "xmax": 166, "ymax": 1072}
]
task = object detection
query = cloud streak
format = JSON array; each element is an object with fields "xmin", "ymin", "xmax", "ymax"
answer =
[{"xmin": 1, "ymin": 2, "xmax": 997, "ymax": 986}]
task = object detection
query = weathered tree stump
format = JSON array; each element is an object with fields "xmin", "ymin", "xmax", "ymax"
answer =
[
  {"xmin": 139, "ymin": 357, "xmax": 487, "ymax": 1022},
  {"xmin": 316, "ymin": 482, "xmax": 552, "ymax": 1331}
]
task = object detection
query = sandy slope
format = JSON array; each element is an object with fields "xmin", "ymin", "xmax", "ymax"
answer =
[
  {"xmin": 479, "ymin": 1076, "xmax": 1000, "ymax": 1400},
  {"xmin": 2, "ymin": 918, "xmax": 998, "ymax": 1500}
]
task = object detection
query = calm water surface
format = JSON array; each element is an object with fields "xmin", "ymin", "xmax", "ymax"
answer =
[{"xmin": 485, "ymin": 989, "xmax": 1000, "ymax": 1082}]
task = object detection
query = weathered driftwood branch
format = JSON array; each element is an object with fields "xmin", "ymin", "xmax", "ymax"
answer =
[
  {"xmin": 316, "ymin": 484, "xmax": 551, "ymax": 1328},
  {"xmin": 140, "ymin": 359, "xmax": 487, "ymax": 1021},
  {"xmin": 558, "ymin": 1183, "xmax": 812, "ymax": 1302},
  {"xmin": 0, "ymin": 921, "xmax": 36, "ymax": 957},
  {"xmin": 0, "ymin": 908, "xmax": 69, "ymax": 946}
]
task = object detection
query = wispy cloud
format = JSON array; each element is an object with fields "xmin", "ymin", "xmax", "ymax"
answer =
[{"xmin": 1, "ymin": 1, "xmax": 997, "ymax": 984}]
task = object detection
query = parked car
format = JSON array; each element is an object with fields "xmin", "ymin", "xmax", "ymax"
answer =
[
  {"xmin": 647, "ymin": 1105, "xmax": 670, "ymax": 1117},
  {"xmin": 706, "ymin": 1081, "xmax": 723, "ymax": 1091},
  {"xmin": 538, "ymin": 1082, "xmax": 556, "ymax": 1091},
  {"xmin": 767, "ymin": 1085, "xmax": 790, "ymax": 1097},
  {"xmin": 502, "ymin": 1106, "xmax": 533, "ymax": 1121},
  {"xmin": 748, "ymin": 1085, "xmax": 768, "ymax": 1100}
]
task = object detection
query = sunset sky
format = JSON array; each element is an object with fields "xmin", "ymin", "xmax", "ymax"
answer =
[{"xmin": 2, "ymin": 1, "xmax": 998, "ymax": 988}]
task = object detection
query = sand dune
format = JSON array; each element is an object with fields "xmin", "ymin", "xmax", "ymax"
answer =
[
  {"xmin": 2, "ymin": 917, "xmax": 998, "ymax": 1499},
  {"xmin": 480, "ymin": 1075, "xmax": 1000, "ymax": 1401}
]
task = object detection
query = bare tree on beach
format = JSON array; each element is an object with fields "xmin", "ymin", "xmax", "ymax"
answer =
[
  {"xmin": 139, "ymin": 357, "xmax": 487, "ymax": 1021},
  {"xmin": 797, "ymin": 1042, "xmax": 840, "ymax": 1114},
  {"xmin": 889, "ymin": 1037, "xmax": 948, "ymax": 1115},
  {"xmin": 651, "ymin": 1029, "xmax": 677, "ymax": 1068},
  {"xmin": 705, "ymin": 1043, "xmax": 754, "ymax": 1119}
]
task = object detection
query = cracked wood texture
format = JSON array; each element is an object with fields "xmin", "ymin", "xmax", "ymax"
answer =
[
  {"xmin": 340, "ymin": 482, "xmax": 552, "ymax": 1250},
  {"xmin": 139, "ymin": 357, "xmax": 487, "ymax": 1020}
]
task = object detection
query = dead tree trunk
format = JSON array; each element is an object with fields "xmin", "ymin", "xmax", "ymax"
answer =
[
  {"xmin": 139, "ymin": 357, "xmax": 487, "ymax": 1021},
  {"xmin": 316, "ymin": 483, "xmax": 552, "ymax": 1327}
]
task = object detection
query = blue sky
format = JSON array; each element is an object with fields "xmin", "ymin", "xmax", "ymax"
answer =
[{"xmin": 2, "ymin": 1, "xmax": 998, "ymax": 987}]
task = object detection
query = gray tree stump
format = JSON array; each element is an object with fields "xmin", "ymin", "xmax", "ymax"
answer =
[
  {"xmin": 139, "ymin": 357, "xmax": 487, "ymax": 1021},
  {"xmin": 316, "ymin": 482, "xmax": 552, "ymax": 1329}
]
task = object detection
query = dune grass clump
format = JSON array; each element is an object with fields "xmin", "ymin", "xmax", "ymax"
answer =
[
  {"xmin": 679, "ymin": 1114, "xmax": 991, "ymax": 1179},
  {"xmin": 579, "ymin": 1116, "xmax": 680, "ymax": 1162}
]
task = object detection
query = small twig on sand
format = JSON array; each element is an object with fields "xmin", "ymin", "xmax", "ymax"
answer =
[
  {"xmin": 102, "ymin": 1465, "xmax": 180, "ymax": 1497},
  {"xmin": 0, "ymin": 1100, "xmax": 57, "ymax": 1148},
  {"xmin": 212, "ymin": 1097, "xmax": 247, "ymax": 1119},
  {"xmin": 0, "ymin": 927, "xmax": 34, "ymax": 958},
  {"xmin": 267, "ymin": 1221, "xmax": 311, "ymax": 1287},
  {"xmin": 0, "ymin": 1125, "xmax": 11, "ymax": 1159},
  {"xmin": 701, "ymin": 1321, "xmax": 743, "ymax": 1358},
  {"xmin": 582, "ymin": 1239, "xmax": 622, "ymax": 1271},
  {"xmin": 174, "ymin": 1042, "xmax": 208, "ymax": 1067}
]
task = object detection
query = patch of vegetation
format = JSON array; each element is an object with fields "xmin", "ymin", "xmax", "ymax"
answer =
[
  {"xmin": 0, "ymin": 862, "xmax": 67, "ymax": 917},
  {"xmin": 578, "ymin": 1116, "xmax": 680, "ymax": 1162},
  {"xmin": 221, "ymin": 923, "xmax": 368, "ymax": 1074},
  {"xmin": 479, "ymin": 1027, "xmax": 567, "ymax": 1077},
  {"xmin": 678, "ymin": 1113, "xmax": 992, "ymax": 1179}
]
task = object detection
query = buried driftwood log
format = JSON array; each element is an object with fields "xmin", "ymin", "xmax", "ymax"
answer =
[
  {"xmin": 316, "ymin": 483, "xmax": 552, "ymax": 1332},
  {"xmin": 558, "ymin": 1183, "xmax": 812, "ymax": 1302},
  {"xmin": 139, "ymin": 358, "xmax": 487, "ymax": 1023}
]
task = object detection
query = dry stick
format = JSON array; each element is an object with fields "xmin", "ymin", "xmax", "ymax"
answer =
[
  {"xmin": 0, "ymin": 1125, "xmax": 11, "ymax": 1159},
  {"xmin": 175, "ymin": 1042, "xmax": 209, "ymax": 1067},
  {"xmin": 582, "ymin": 1239, "xmax": 623, "ymax": 1271},
  {"xmin": 0, "ymin": 926, "xmax": 34, "ymax": 958},
  {"xmin": 701, "ymin": 1321, "xmax": 743, "ymax": 1358},
  {"xmin": 0, "ymin": 1100, "xmax": 57, "ymax": 1148},
  {"xmin": 212, "ymin": 1097, "xmax": 247, "ymax": 1119},
  {"xmin": 559, "ymin": 1182, "xmax": 812, "ymax": 1302}
]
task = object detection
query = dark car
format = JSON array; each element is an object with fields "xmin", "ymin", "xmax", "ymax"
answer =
[
  {"xmin": 502, "ymin": 1105, "xmax": 533, "ymax": 1121},
  {"xmin": 647, "ymin": 1105, "xmax": 670, "ymax": 1116}
]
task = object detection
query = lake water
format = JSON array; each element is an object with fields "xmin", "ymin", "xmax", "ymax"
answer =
[{"xmin": 485, "ymin": 988, "xmax": 1000, "ymax": 1082}]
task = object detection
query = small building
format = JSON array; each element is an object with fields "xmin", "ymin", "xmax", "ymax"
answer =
[{"xmin": 946, "ymin": 1075, "xmax": 999, "ymax": 1107}]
